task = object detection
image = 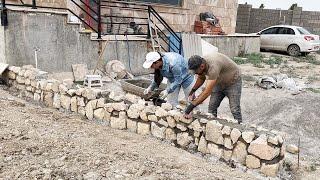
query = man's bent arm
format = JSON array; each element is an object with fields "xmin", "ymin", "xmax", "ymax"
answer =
[{"xmin": 193, "ymin": 79, "xmax": 217, "ymax": 105}]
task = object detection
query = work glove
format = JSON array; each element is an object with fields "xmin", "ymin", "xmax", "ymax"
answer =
[
  {"xmin": 160, "ymin": 90, "xmax": 169, "ymax": 99},
  {"xmin": 143, "ymin": 86, "xmax": 152, "ymax": 95}
]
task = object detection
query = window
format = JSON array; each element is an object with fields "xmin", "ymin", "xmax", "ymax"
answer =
[
  {"xmin": 260, "ymin": 27, "xmax": 279, "ymax": 35},
  {"xmin": 278, "ymin": 27, "xmax": 295, "ymax": 35},
  {"xmin": 297, "ymin": 27, "xmax": 311, "ymax": 35},
  {"xmin": 130, "ymin": 0, "xmax": 182, "ymax": 6}
]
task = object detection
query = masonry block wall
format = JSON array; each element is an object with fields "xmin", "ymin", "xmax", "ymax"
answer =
[
  {"xmin": 236, "ymin": 4, "xmax": 320, "ymax": 35},
  {"xmin": 2, "ymin": 65, "xmax": 286, "ymax": 177}
]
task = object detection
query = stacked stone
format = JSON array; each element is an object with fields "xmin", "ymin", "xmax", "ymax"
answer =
[{"xmin": 3, "ymin": 65, "xmax": 285, "ymax": 177}]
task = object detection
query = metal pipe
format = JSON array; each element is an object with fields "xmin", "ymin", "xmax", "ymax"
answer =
[
  {"xmin": 32, "ymin": 0, "xmax": 36, "ymax": 9},
  {"xmin": 97, "ymin": 0, "xmax": 101, "ymax": 39}
]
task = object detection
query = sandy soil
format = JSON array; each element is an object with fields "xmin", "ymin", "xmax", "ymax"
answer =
[{"xmin": 0, "ymin": 86, "xmax": 260, "ymax": 180}]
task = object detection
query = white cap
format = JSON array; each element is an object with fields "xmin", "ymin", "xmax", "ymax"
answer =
[{"xmin": 143, "ymin": 51, "xmax": 161, "ymax": 69}]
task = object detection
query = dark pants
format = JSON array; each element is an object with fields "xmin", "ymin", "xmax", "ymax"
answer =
[{"xmin": 208, "ymin": 77, "xmax": 242, "ymax": 122}]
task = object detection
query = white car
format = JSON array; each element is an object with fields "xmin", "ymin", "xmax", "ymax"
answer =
[{"xmin": 257, "ymin": 25, "xmax": 320, "ymax": 56}]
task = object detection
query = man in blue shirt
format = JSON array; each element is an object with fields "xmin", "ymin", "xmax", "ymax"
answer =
[{"xmin": 143, "ymin": 51, "xmax": 195, "ymax": 107}]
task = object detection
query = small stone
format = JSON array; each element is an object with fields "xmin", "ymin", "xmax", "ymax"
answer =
[
  {"xmin": 7, "ymin": 71, "xmax": 16, "ymax": 79},
  {"xmin": 71, "ymin": 96, "xmax": 78, "ymax": 112},
  {"xmin": 104, "ymin": 111, "xmax": 111, "ymax": 121},
  {"xmin": 63, "ymin": 79, "xmax": 74, "ymax": 88},
  {"xmin": 166, "ymin": 116, "xmax": 176, "ymax": 128},
  {"xmin": 158, "ymin": 119, "xmax": 168, "ymax": 127},
  {"xmin": 38, "ymin": 80, "xmax": 48, "ymax": 90},
  {"xmin": 286, "ymin": 144, "xmax": 299, "ymax": 154},
  {"xmin": 51, "ymin": 80, "xmax": 60, "ymax": 92},
  {"xmin": 59, "ymin": 84, "xmax": 68, "ymax": 94},
  {"xmin": 222, "ymin": 149, "xmax": 232, "ymax": 161},
  {"xmin": 232, "ymin": 141, "xmax": 248, "ymax": 164},
  {"xmin": 109, "ymin": 91, "xmax": 124, "ymax": 102},
  {"xmin": 155, "ymin": 107, "xmax": 168, "ymax": 118},
  {"xmin": 260, "ymin": 163, "xmax": 280, "ymax": 177},
  {"xmin": 139, "ymin": 111, "xmax": 148, "ymax": 121},
  {"xmin": 127, "ymin": 104, "xmax": 145, "ymax": 119},
  {"xmin": 198, "ymin": 136, "xmax": 208, "ymax": 154},
  {"xmin": 110, "ymin": 112, "xmax": 127, "ymax": 130},
  {"xmin": 221, "ymin": 126, "xmax": 231, "ymax": 135},
  {"xmin": 200, "ymin": 118, "xmax": 209, "ymax": 124},
  {"xmin": 33, "ymin": 93, "xmax": 41, "ymax": 101},
  {"xmin": 205, "ymin": 120, "xmax": 224, "ymax": 145},
  {"xmin": 151, "ymin": 122, "xmax": 166, "ymax": 139},
  {"xmin": 67, "ymin": 89, "xmax": 76, "ymax": 96},
  {"xmin": 78, "ymin": 107, "xmax": 86, "ymax": 116},
  {"xmin": 230, "ymin": 128, "xmax": 241, "ymax": 144},
  {"xmin": 194, "ymin": 131, "xmax": 200, "ymax": 137},
  {"xmin": 280, "ymin": 145, "xmax": 286, "ymax": 157},
  {"xmin": 165, "ymin": 128, "xmax": 176, "ymax": 141},
  {"xmin": 125, "ymin": 93, "xmax": 140, "ymax": 104},
  {"xmin": 268, "ymin": 136, "xmax": 279, "ymax": 145},
  {"xmin": 224, "ymin": 137, "xmax": 233, "ymax": 150},
  {"xmin": 177, "ymin": 133, "xmax": 192, "ymax": 148},
  {"xmin": 188, "ymin": 119, "xmax": 203, "ymax": 132},
  {"xmin": 176, "ymin": 123, "xmax": 187, "ymax": 131},
  {"xmin": 53, "ymin": 93, "xmax": 61, "ymax": 109},
  {"xmin": 126, "ymin": 119, "xmax": 137, "ymax": 133},
  {"xmin": 246, "ymin": 155, "xmax": 261, "ymax": 169},
  {"xmin": 44, "ymin": 92, "xmax": 53, "ymax": 107},
  {"xmin": 137, "ymin": 122, "xmax": 150, "ymax": 135},
  {"xmin": 25, "ymin": 79, "xmax": 31, "ymax": 85},
  {"xmin": 161, "ymin": 103, "xmax": 172, "ymax": 111},
  {"xmin": 16, "ymin": 76, "xmax": 25, "ymax": 84},
  {"xmin": 207, "ymin": 143, "xmax": 223, "ymax": 158},
  {"xmin": 195, "ymin": 137, "xmax": 199, "ymax": 146},
  {"xmin": 94, "ymin": 108, "xmax": 105, "ymax": 120},
  {"xmin": 248, "ymin": 134, "xmax": 280, "ymax": 160},
  {"xmin": 76, "ymin": 88, "xmax": 85, "ymax": 96},
  {"xmin": 242, "ymin": 131, "xmax": 255, "ymax": 143},
  {"xmin": 148, "ymin": 115, "xmax": 158, "ymax": 122},
  {"xmin": 77, "ymin": 97, "xmax": 86, "ymax": 107},
  {"xmin": 60, "ymin": 95, "xmax": 71, "ymax": 111},
  {"xmin": 276, "ymin": 135, "xmax": 284, "ymax": 144},
  {"xmin": 85, "ymin": 100, "xmax": 95, "ymax": 120}
]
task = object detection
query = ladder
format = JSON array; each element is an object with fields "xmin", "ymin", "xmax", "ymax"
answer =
[{"xmin": 148, "ymin": 16, "xmax": 162, "ymax": 52}]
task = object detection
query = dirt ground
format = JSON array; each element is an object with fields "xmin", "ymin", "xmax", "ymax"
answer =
[{"xmin": 0, "ymin": 85, "xmax": 263, "ymax": 179}]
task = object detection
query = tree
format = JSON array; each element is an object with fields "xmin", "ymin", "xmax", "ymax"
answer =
[
  {"xmin": 289, "ymin": 3, "xmax": 298, "ymax": 10},
  {"xmin": 259, "ymin": 4, "xmax": 265, "ymax": 9}
]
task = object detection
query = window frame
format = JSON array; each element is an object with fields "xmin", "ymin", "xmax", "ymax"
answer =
[{"xmin": 260, "ymin": 27, "xmax": 279, "ymax": 35}]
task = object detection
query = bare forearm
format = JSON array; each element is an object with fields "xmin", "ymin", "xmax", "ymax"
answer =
[{"xmin": 192, "ymin": 75, "xmax": 205, "ymax": 91}]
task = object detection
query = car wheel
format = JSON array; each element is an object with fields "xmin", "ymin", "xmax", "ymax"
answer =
[{"xmin": 287, "ymin": 44, "xmax": 300, "ymax": 56}]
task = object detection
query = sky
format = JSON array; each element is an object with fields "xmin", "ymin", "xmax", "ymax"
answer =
[{"xmin": 238, "ymin": 0, "xmax": 320, "ymax": 11}]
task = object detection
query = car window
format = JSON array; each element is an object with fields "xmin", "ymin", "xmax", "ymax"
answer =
[
  {"xmin": 278, "ymin": 27, "xmax": 295, "ymax": 35},
  {"xmin": 297, "ymin": 28, "xmax": 311, "ymax": 35},
  {"xmin": 260, "ymin": 27, "xmax": 279, "ymax": 35}
]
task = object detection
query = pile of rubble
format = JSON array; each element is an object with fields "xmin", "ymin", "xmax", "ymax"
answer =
[{"xmin": 2, "ymin": 65, "xmax": 286, "ymax": 177}]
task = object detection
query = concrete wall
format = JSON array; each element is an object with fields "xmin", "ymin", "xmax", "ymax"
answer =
[
  {"xmin": 236, "ymin": 4, "xmax": 320, "ymax": 35},
  {"xmin": 1, "ymin": 9, "xmax": 150, "ymax": 75},
  {"xmin": 201, "ymin": 35, "xmax": 260, "ymax": 57}
]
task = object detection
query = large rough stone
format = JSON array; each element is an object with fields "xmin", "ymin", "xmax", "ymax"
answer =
[
  {"xmin": 53, "ymin": 93, "xmax": 61, "ymax": 109},
  {"xmin": 151, "ymin": 122, "xmax": 166, "ymax": 139},
  {"xmin": 106, "ymin": 102, "xmax": 127, "ymax": 112},
  {"xmin": 110, "ymin": 112, "xmax": 127, "ymax": 130},
  {"xmin": 198, "ymin": 136, "xmax": 208, "ymax": 154},
  {"xmin": 230, "ymin": 128, "xmax": 241, "ymax": 144},
  {"xmin": 85, "ymin": 100, "xmax": 95, "ymax": 120},
  {"xmin": 51, "ymin": 80, "xmax": 60, "ymax": 92},
  {"xmin": 161, "ymin": 103, "xmax": 172, "ymax": 111},
  {"xmin": 109, "ymin": 91, "xmax": 124, "ymax": 102},
  {"xmin": 148, "ymin": 115, "xmax": 158, "ymax": 122},
  {"xmin": 188, "ymin": 119, "xmax": 203, "ymax": 132},
  {"xmin": 44, "ymin": 92, "xmax": 53, "ymax": 107},
  {"xmin": 177, "ymin": 133, "xmax": 192, "ymax": 148},
  {"xmin": 248, "ymin": 134, "xmax": 280, "ymax": 160},
  {"xmin": 72, "ymin": 64, "xmax": 88, "ymax": 82},
  {"xmin": 242, "ymin": 131, "xmax": 255, "ymax": 143},
  {"xmin": 158, "ymin": 119, "xmax": 168, "ymax": 127},
  {"xmin": 205, "ymin": 120, "xmax": 224, "ymax": 145},
  {"xmin": 137, "ymin": 122, "xmax": 150, "ymax": 135},
  {"xmin": 127, "ymin": 104, "xmax": 145, "ymax": 119},
  {"xmin": 232, "ymin": 141, "xmax": 248, "ymax": 164},
  {"xmin": 94, "ymin": 108, "xmax": 105, "ymax": 120},
  {"xmin": 222, "ymin": 149, "xmax": 233, "ymax": 161},
  {"xmin": 60, "ymin": 95, "xmax": 71, "ymax": 111},
  {"xmin": 176, "ymin": 123, "xmax": 187, "ymax": 131},
  {"xmin": 246, "ymin": 155, "xmax": 261, "ymax": 169},
  {"xmin": 125, "ymin": 93, "xmax": 140, "ymax": 104},
  {"xmin": 166, "ymin": 116, "xmax": 176, "ymax": 128},
  {"xmin": 155, "ymin": 107, "xmax": 168, "ymax": 118},
  {"xmin": 165, "ymin": 128, "xmax": 176, "ymax": 141},
  {"xmin": 16, "ymin": 76, "xmax": 25, "ymax": 84},
  {"xmin": 224, "ymin": 137, "xmax": 233, "ymax": 150},
  {"xmin": 261, "ymin": 163, "xmax": 280, "ymax": 177},
  {"xmin": 77, "ymin": 97, "xmax": 86, "ymax": 107},
  {"xmin": 221, "ymin": 126, "xmax": 231, "ymax": 135},
  {"xmin": 207, "ymin": 143, "xmax": 223, "ymax": 158},
  {"xmin": 82, "ymin": 88, "xmax": 98, "ymax": 100},
  {"xmin": 286, "ymin": 144, "xmax": 299, "ymax": 154},
  {"xmin": 126, "ymin": 119, "xmax": 137, "ymax": 133},
  {"xmin": 71, "ymin": 96, "xmax": 78, "ymax": 112}
]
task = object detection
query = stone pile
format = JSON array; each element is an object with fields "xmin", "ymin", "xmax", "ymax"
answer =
[{"xmin": 3, "ymin": 65, "xmax": 286, "ymax": 177}]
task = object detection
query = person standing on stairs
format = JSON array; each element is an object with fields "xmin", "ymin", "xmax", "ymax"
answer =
[{"xmin": 143, "ymin": 51, "xmax": 195, "ymax": 107}]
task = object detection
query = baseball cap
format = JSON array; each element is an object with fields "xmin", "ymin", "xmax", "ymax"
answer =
[{"xmin": 143, "ymin": 52, "xmax": 161, "ymax": 69}]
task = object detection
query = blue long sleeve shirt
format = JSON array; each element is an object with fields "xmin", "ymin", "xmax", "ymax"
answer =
[{"xmin": 150, "ymin": 52, "xmax": 194, "ymax": 94}]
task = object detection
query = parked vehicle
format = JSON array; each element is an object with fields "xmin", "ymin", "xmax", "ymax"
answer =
[{"xmin": 257, "ymin": 25, "xmax": 320, "ymax": 56}]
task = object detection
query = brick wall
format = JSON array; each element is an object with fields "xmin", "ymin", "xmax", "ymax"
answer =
[{"xmin": 236, "ymin": 4, "xmax": 320, "ymax": 35}]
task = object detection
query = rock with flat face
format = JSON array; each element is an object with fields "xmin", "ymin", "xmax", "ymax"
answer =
[
  {"xmin": 286, "ymin": 144, "xmax": 299, "ymax": 154},
  {"xmin": 230, "ymin": 128, "xmax": 241, "ymax": 144},
  {"xmin": 232, "ymin": 141, "xmax": 248, "ymax": 164},
  {"xmin": 151, "ymin": 122, "xmax": 166, "ymax": 139},
  {"xmin": 155, "ymin": 107, "xmax": 168, "ymax": 118},
  {"xmin": 53, "ymin": 93, "xmax": 61, "ymax": 109},
  {"xmin": 177, "ymin": 133, "xmax": 192, "ymax": 148},
  {"xmin": 188, "ymin": 119, "xmax": 203, "ymax": 132},
  {"xmin": 224, "ymin": 137, "xmax": 233, "ymax": 150},
  {"xmin": 85, "ymin": 100, "xmax": 95, "ymax": 120},
  {"xmin": 261, "ymin": 163, "xmax": 280, "ymax": 177},
  {"xmin": 198, "ymin": 136, "xmax": 208, "ymax": 154},
  {"xmin": 126, "ymin": 119, "xmax": 137, "ymax": 133},
  {"xmin": 110, "ymin": 112, "xmax": 127, "ymax": 130},
  {"xmin": 242, "ymin": 131, "xmax": 255, "ymax": 143},
  {"xmin": 165, "ymin": 128, "xmax": 177, "ymax": 141},
  {"xmin": 248, "ymin": 134, "xmax": 280, "ymax": 160},
  {"xmin": 127, "ymin": 103, "xmax": 145, "ymax": 119},
  {"xmin": 94, "ymin": 108, "xmax": 105, "ymax": 120},
  {"xmin": 77, "ymin": 97, "xmax": 85, "ymax": 107},
  {"xmin": 148, "ymin": 115, "xmax": 158, "ymax": 122},
  {"xmin": 71, "ymin": 96, "xmax": 78, "ymax": 112},
  {"xmin": 207, "ymin": 143, "xmax": 223, "ymax": 158},
  {"xmin": 161, "ymin": 103, "xmax": 172, "ymax": 111},
  {"xmin": 72, "ymin": 64, "xmax": 88, "ymax": 82},
  {"xmin": 205, "ymin": 120, "xmax": 224, "ymax": 145},
  {"xmin": 246, "ymin": 155, "xmax": 261, "ymax": 169},
  {"xmin": 221, "ymin": 126, "xmax": 231, "ymax": 135},
  {"xmin": 166, "ymin": 116, "xmax": 176, "ymax": 128},
  {"xmin": 137, "ymin": 122, "xmax": 150, "ymax": 135}
]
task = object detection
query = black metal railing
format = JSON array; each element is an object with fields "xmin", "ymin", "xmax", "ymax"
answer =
[{"xmin": 0, "ymin": 0, "xmax": 182, "ymax": 54}]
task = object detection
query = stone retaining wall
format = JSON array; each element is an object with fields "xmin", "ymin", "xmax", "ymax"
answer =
[{"xmin": 2, "ymin": 65, "xmax": 285, "ymax": 177}]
